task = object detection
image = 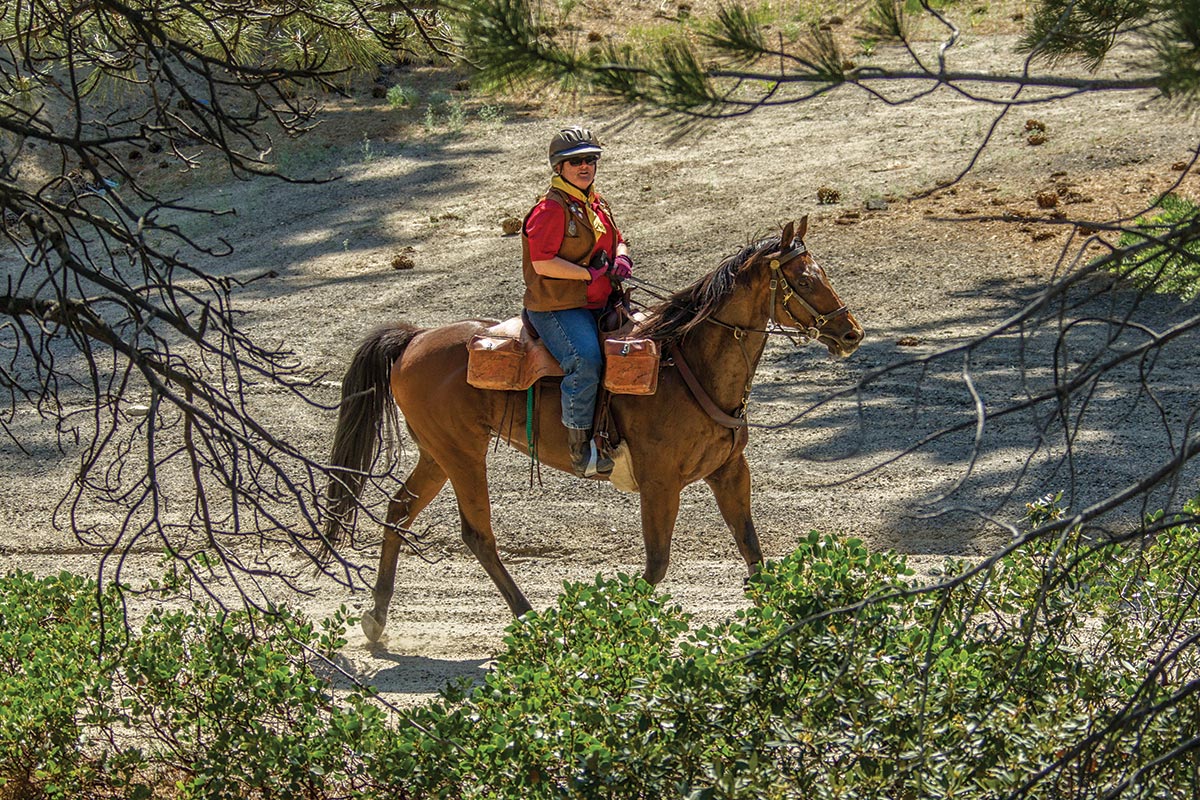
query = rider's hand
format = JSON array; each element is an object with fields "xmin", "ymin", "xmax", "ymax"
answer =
[
  {"xmin": 586, "ymin": 250, "xmax": 610, "ymax": 283},
  {"xmin": 611, "ymin": 254, "xmax": 633, "ymax": 280}
]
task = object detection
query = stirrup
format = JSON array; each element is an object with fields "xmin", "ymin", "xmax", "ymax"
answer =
[{"xmin": 578, "ymin": 441, "xmax": 613, "ymax": 478}]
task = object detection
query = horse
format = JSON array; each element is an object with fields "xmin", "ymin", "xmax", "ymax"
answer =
[{"xmin": 323, "ymin": 216, "xmax": 864, "ymax": 641}]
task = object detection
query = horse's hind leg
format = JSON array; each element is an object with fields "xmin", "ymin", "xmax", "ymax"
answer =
[
  {"xmin": 362, "ymin": 450, "xmax": 447, "ymax": 642},
  {"xmin": 447, "ymin": 465, "xmax": 532, "ymax": 617},
  {"xmin": 704, "ymin": 454, "xmax": 764, "ymax": 577},
  {"xmin": 459, "ymin": 506, "xmax": 532, "ymax": 617}
]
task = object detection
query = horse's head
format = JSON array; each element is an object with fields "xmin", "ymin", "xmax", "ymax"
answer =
[{"xmin": 761, "ymin": 217, "xmax": 863, "ymax": 357}]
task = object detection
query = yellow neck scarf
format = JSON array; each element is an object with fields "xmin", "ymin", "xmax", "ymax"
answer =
[{"xmin": 551, "ymin": 176, "xmax": 607, "ymax": 241}]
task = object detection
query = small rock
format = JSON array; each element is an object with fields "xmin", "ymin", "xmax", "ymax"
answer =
[
  {"xmin": 1027, "ymin": 132, "xmax": 1047, "ymax": 146},
  {"xmin": 1032, "ymin": 231, "xmax": 1057, "ymax": 242},
  {"xmin": 501, "ymin": 217, "xmax": 521, "ymax": 236},
  {"xmin": 392, "ymin": 250, "xmax": 416, "ymax": 270},
  {"xmin": 127, "ymin": 404, "xmax": 152, "ymax": 417},
  {"xmin": 1172, "ymin": 161, "xmax": 1188, "ymax": 171},
  {"xmin": 897, "ymin": 336, "xmax": 922, "ymax": 347},
  {"xmin": 1025, "ymin": 119, "xmax": 1046, "ymax": 132},
  {"xmin": 865, "ymin": 198, "xmax": 889, "ymax": 211},
  {"xmin": 587, "ymin": 31, "xmax": 603, "ymax": 42}
]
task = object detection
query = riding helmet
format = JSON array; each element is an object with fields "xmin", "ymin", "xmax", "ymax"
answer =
[{"xmin": 548, "ymin": 126, "xmax": 602, "ymax": 167}]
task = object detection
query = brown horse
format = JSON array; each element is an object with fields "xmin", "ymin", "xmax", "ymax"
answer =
[{"xmin": 324, "ymin": 217, "xmax": 863, "ymax": 641}]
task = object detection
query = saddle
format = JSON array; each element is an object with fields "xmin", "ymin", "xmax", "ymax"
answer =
[{"xmin": 466, "ymin": 310, "xmax": 660, "ymax": 395}]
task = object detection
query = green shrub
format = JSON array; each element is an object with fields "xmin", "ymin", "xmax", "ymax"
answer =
[
  {"xmin": 385, "ymin": 84, "xmax": 418, "ymax": 109},
  {"xmin": 0, "ymin": 571, "xmax": 127, "ymax": 799},
  {"xmin": 381, "ymin": 513, "xmax": 1200, "ymax": 799},
  {"xmin": 5, "ymin": 499, "xmax": 1200, "ymax": 799},
  {"xmin": 0, "ymin": 572, "xmax": 382, "ymax": 800},
  {"xmin": 1113, "ymin": 193, "xmax": 1200, "ymax": 300},
  {"xmin": 120, "ymin": 601, "xmax": 382, "ymax": 800}
]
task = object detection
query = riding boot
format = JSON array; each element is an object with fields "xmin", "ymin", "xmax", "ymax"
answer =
[{"xmin": 567, "ymin": 427, "xmax": 613, "ymax": 478}]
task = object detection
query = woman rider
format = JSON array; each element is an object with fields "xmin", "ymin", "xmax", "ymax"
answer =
[{"xmin": 521, "ymin": 126, "xmax": 634, "ymax": 478}]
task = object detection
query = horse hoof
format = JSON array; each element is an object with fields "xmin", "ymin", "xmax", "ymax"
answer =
[{"xmin": 361, "ymin": 609, "xmax": 387, "ymax": 642}]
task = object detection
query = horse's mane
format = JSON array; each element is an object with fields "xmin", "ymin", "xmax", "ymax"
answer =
[{"xmin": 639, "ymin": 232, "xmax": 782, "ymax": 344}]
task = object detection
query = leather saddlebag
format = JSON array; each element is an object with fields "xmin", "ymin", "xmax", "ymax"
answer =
[
  {"xmin": 603, "ymin": 337, "xmax": 660, "ymax": 395},
  {"xmin": 466, "ymin": 334, "xmax": 526, "ymax": 390}
]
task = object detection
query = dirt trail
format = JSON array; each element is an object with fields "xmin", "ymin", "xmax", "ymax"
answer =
[{"xmin": 2, "ymin": 33, "xmax": 1199, "ymax": 703}]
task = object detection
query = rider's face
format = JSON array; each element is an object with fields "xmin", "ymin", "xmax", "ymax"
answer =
[{"xmin": 557, "ymin": 156, "xmax": 597, "ymax": 188}]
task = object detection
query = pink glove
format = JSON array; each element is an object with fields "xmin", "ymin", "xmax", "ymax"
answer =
[
  {"xmin": 586, "ymin": 263, "xmax": 609, "ymax": 283},
  {"xmin": 611, "ymin": 254, "xmax": 633, "ymax": 280}
]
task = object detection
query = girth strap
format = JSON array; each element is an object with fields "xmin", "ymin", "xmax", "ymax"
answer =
[{"xmin": 670, "ymin": 345, "xmax": 747, "ymax": 430}]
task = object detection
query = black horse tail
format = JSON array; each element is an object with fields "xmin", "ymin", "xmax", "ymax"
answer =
[{"xmin": 322, "ymin": 322, "xmax": 421, "ymax": 556}]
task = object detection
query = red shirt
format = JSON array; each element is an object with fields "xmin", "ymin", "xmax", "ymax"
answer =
[{"xmin": 525, "ymin": 195, "xmax": 621, "ymax": 309}]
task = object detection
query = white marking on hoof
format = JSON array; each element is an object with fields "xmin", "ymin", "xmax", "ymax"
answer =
[{"xmin": 361, "ymin": 609, "xmax": 386, "ymax": 642}]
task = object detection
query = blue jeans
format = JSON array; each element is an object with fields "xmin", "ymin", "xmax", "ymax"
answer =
[{"xmin": 525, "ymin": 308, "xmax": 602, "ymax": 430}]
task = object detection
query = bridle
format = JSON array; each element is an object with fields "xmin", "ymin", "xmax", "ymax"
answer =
[
  {"xmin": 683, "ymin": 241, "xmax": 850, "ymax": 347},
  {"xmin": 763, "ymin": 243, "xmax": 850, "ymax": 344},
  {"xmin": 645, "ymin": 242, "xmax": 852, "ymax": 428},
  {"xmin": 621, "ymin": 239, "xmax": 855, "ymax": 428}
]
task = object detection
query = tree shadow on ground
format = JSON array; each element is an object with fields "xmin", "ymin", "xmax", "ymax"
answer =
[{"xmin": 750, "ymin": 268, "xmax": 1199, "ymax": 551}]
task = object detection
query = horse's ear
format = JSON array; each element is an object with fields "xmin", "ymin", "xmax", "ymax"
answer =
[
  {"xmin": 780, "ymin": 220, "xmax": 795, "ymax": 249},
  {"xmin": 797, "ymin": 215, "xmax": 808, "ymax": 241}
]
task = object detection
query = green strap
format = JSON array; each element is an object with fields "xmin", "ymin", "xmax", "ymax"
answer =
[{"xmin": 526, "ymin": 386, "xmax": 537, "ymax": 462}]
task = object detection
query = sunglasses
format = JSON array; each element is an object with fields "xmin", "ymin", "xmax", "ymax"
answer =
[{"xmin": 565, "ymin": 155, "xmax": 599, "ymax": 167}]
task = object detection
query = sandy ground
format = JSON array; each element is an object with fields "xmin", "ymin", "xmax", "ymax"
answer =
[{"xmin": 3, "ymin": 29, "xmax": 1199, "ymax": 705}]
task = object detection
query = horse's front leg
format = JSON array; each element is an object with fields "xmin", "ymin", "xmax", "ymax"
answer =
[
  {"xmin": 639, "ymin": 478, "xmax": 683, "ymax": 584},
  {"xmin": 703, "ymin": 453, "xmax": 764, "ymax": 577}
]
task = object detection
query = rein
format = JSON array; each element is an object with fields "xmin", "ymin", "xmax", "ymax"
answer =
[
  {"xmin": 622, "ymin": 240, "xmax": 850, "ymax": 431},
  {"xmin": 625, "ymin": 245, "xmax": 848, "ymax": 343}
]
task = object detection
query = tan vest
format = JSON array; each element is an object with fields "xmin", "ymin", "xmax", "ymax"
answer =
[{"xmin": 521, "ymin": 188, "xmax": 617, "ymax": 312}]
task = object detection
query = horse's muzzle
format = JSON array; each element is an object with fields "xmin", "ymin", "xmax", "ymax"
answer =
[{"xmin": 823, "ymin": 319, "xmax": 864, "ymax": 358}]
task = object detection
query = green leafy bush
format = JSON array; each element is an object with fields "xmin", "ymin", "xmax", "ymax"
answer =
[
  {"xmin": 0, "ymin": 573, "xmax": 381, "ymax": 800},
  {"xmin": 0, "ymin": 571, "xmax": 126, "ymax": 799},
  {"xmin": 380, "ymin": 518, "xmax": 1200, "ymax": 799},
  {"xmin": 5, "ymin": 501, "xmax": 1200, "ymax": 798},
  {"xmin": 1113, "ymin": 193, "xmax": 1200, "ymax": 300},
  {"xmin": 386, "ymin": 84, "xmax": 418, "ymax": 109}
]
